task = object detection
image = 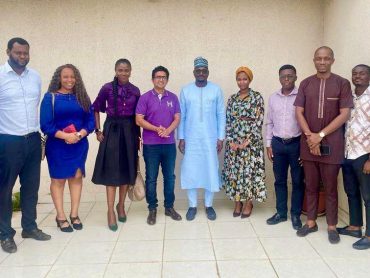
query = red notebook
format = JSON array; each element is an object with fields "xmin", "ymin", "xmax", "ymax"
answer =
[{"xmin": 63, "ymin": 124, "xmax": 77, "ymax": 133}]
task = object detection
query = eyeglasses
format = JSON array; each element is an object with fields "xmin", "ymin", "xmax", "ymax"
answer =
[
  {"xmin": 154, "ymin": 76, "xmax": 168, "ymax": 80},
  {"xmin": 279, "ymin": 75, "xmax": 296, "ymax": 80},
  {"xmin": 194, "ymin": 69, "xmax": 209, "ymax": 74}
]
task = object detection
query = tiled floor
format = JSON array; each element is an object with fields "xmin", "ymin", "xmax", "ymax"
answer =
[{"xmin": 1, "ymin": 197, "xmax": 369, "ymax": 278}]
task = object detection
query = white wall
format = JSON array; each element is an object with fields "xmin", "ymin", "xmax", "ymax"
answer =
[
  {"xmin": 4, "ymin": 0, "xmax": 352, "ymax": 207},
  {"xmin": 324, "ymin": 0, "xmax": 370, "ymax": 218}
]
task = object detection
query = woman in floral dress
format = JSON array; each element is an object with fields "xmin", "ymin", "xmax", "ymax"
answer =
[{"xmin": 222, "ymin": 66, "xmax": 266, "ymax": 218}]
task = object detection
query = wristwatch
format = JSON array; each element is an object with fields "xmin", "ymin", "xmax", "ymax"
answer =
[
  {"xmin": 94, "ymin": 128, "xmax": 101, "ymax": 133},
  {"xmin": 319, "ymin": 131, "xmax": 326, "ymax": 138},
  {"xmin": 76, "ymin": 132, "xmax": 82, "ymax": 140}
]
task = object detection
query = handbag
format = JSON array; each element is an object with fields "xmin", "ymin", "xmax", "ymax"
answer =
[
  {"xmin": 128, "ymin": 154, "xmax": 145, "ymax": 202},
  {"xmin": 41, "ymin": 93, "xmax": 55, "ymax": 161}
]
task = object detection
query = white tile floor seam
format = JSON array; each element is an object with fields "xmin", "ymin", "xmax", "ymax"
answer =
[
  {"xmin": 102, "ymin": 202, "xmax": 137, "ymax": 277},
  {"xmin": 41, "ymin": 226, "xmax": 82, "ymax": 277},
  {"xmin": 207, "ymin": 220, "xmax": 221, "ymax": 278},
  {"xmin": 304, "ymin": 236, "xmax": 339, "ymax": 278},
  {"xmin": 249, "ymin": 218, "xmax": 280, "ymax": 278},
  {"xmin": 102, "ymin": 231, "xmax": 122, "ymax": 278},
  {"xmin": 161, "ymin": 221, "xmax": 167, "ymax": 278},
  {"xmin": 3, "ymin": 198, "xmax": 370, "ymax": 278}
]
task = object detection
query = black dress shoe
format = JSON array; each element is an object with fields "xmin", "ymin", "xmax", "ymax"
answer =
[
  {"xmin": 328, "ymin": 230, "xmax": 340, "ymax": 244},
  {"xmin": 206, "ymin": 207, "xmax": 217, "ymax": 221},
  {"xmin": 165, "ymin": 208, "xmax": 182, "ymax": 221},
  {"xmin": 21, "ymin": 228, "xmax": 51, "ymax": 241},
  {"xmin": 147, "ymin": 209, "xmax": 157, "ymax": 225},
  {"xmin": 296, "ymin": 224, "xmax": 318, "ymax": 237},
  {"xmin": 337, "ymin": 226, "xmax": 362, "ymax": 238},
  {"xmin": 266, "ymin": 213, "xmax": 287, "ymax": 225},
  {"xmin": 186, "ymin": 207, "xmax": 197, "ymax": 221},
  {"xmin": 1, "ymin": 238, "xmax": 17, "ymax": 253},
  {"xmin": 291, "ymin": 215, "xmax": 302, "ymax": 230},
  {"xmin": 353, "ymin": 237, "xmax": 370, "ymax": 250}
]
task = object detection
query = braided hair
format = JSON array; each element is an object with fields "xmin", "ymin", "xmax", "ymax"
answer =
[
  {"xmin": 112, "ymin": 59, "xmax": 132, "ymax": 95},
  {"xmin": 112, "ymin": 59, "xmax": 132, "ymax": 115}
]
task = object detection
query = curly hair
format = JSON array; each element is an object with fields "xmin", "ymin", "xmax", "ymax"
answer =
[{"xmin": 47, "ymin": 64, "xmax": 91, "ymax": 112}]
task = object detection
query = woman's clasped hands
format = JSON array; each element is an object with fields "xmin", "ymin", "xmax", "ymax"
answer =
[
  {"xmin": 229, "ymin": 139, "xmax": 250, "ymax": 151},
  {"xmin": 64, "ymin": 132, "xmax": 80, "ymax": 144}
]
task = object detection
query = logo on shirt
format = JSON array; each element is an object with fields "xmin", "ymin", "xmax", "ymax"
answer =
[{"xmin": 167, "ymin": 101, "xmax": 173, "ymax": 108}]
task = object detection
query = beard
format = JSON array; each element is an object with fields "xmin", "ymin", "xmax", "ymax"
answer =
[{"xmin": 8, "ymin": 55, "xmax": 29, "ymax": 69}]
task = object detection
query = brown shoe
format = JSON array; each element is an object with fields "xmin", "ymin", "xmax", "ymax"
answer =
[
  {"xmin": 165, "ymin": 208, "xmax": 182, "ymax": 221},
  {"xmin": 233, "ymin": 201, "xmax": 243, "ymax": 217},
  {"xmin": 147, "ymin": 209, "xmax": 157, "ymax": 225},
  {"xmin": 241, "ymin": 202, "xmax": 253, "ymax": 219}
]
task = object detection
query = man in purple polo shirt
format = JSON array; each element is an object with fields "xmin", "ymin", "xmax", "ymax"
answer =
[{"xmin": 136, "ymin": 66, "xmax": 182, "ymax": 225}]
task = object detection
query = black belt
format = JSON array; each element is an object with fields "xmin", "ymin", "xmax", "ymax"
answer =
[
  {"xmin": 22, "ymin": 132, "xmax": 38, "ymax": 138},
  {"xmin": 0, "ymin": 132, "xmax": 38, "ymax": 139},
  {"xmin": 273, "ymin": 136, "xmax": 300, "ymax": 144}
]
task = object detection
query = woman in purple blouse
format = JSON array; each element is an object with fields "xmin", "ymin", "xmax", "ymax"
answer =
[{"xmin": 92, "ymin": 59, "xmax": 140, "ymax": 231}]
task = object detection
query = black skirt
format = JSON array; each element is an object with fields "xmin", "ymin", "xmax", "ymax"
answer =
[{"xmin": 92, "ymin": 116, "xmax": 138, "ymax": 186}]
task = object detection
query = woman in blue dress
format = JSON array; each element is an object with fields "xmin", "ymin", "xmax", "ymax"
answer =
[{"xmin": 40, "ymin": 64, "xmax": 95, "ymax": 232}]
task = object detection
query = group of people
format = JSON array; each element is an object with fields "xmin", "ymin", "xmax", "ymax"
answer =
[
  {"xmin": 265, "ymin": 47, "xmax": 369, "ymax": 250},
  {"xmin": 0, "ymin": 37, "xmax": 369, "ymax": 255}
]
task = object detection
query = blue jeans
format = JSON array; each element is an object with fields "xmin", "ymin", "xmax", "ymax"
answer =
[
  {"xmin": 143, "ymin": 144, "xmax": 176, "ymax": 210},
  {"xmin": 342, "ymin": 154, "xmax": 370, "ymax": 236},
  {"xmin": 0, "ymin": 133, "xmax": 41, "ymax": 240},
  {"xmin": 271, "ymin": 136, "xmax": 304, "ymax": 217}
]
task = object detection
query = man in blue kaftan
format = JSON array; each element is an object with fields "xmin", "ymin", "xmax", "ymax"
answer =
[{"xmin": 178, "ymin": 57, "xmax": 226, "ymax": 221}]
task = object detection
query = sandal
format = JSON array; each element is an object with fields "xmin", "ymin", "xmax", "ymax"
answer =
[
  {"xmin": 56, "ymin": 218, "xmax": 73, "ymax": 233},
  {"xmin": 116, "ymin": 204, "xmax": 127, "ymax": 223},
  {"xmin": 70, "ymin": 215, "xmax": 83, "ymax": 230}
]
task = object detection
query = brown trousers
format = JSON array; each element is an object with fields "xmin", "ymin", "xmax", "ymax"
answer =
[{"xmin": 303, "ymin": 161, "xmax": 341, "ymax": 226}]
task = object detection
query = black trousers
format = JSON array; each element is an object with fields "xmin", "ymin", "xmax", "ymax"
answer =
[
  {"xmin": 0, "ymin": 132, "xmax": 41, "ymax": 240},
  {"xmin": 342, "ymin": 153, "xmax": 370, "ymax": 236},
  {"xmin": 272, "ymin": 136, "xmax": 304, "ymax": 217}
]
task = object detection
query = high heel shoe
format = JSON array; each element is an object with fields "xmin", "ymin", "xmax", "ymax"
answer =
[
  {"xmin": 107, "ymin": 212, "xmax": 118, "ymax": 232},
  {"xmin": 116, "ymin": 204, "xmax": 127, "ymax": 223},
  {"xmin": 233, "ymin": 201, "xmax": 243, "ymax": 217},
  {"xmin": 56, "ymin": 218, "xmax": 73, "ymax": 233},
  {"xmin": 241, "ymin": 202, "xmax": 254, "ymax": 219},
  {"xmin": 70, "ymin": 215, "xmax": 83, "ymax": 230}
]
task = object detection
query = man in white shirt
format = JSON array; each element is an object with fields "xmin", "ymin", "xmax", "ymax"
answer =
[{"xmin": 0, "ymin": 38, "xmax": 51, "ymax": 254}]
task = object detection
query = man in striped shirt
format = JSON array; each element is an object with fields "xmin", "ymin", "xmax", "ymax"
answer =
[{"xmin": 338, "ymin": 64, "xmax": 370, "ymax": 250}]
